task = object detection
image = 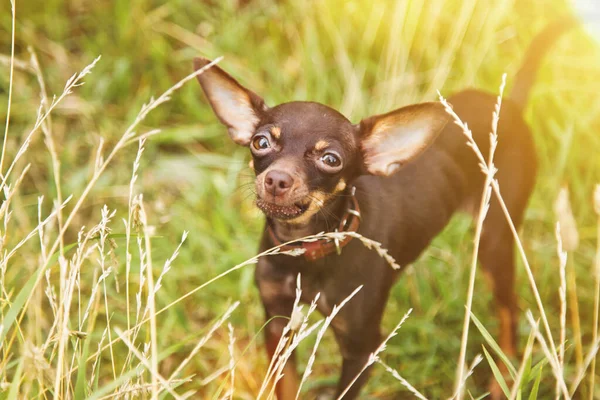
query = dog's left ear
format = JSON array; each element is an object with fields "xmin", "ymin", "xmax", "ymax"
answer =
[
  {"xmin": 194, "ymin": 58, "xmax": 267, "ymax": 146},
  {"xmin": 358, "ymin": 102, "xmax": 450, "ymax": 176}
]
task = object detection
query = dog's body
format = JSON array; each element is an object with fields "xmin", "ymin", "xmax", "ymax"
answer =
[
  {"xmin": 194, "ymin": 18, "xmax": 575, "ymax": 399},
  {"xmin": 253, "ymin": 89, "xmax": 536, "ymax": 400}
]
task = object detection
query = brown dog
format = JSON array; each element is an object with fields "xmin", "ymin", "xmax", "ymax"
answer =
[{"xmin": 193, "ymin": 18, "xmax": 575, "ymax": 399}]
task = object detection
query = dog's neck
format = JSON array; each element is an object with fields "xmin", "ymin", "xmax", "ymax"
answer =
[{"xmin": 267, "ymin": 195, "xmax": 348, "ymax": 242}]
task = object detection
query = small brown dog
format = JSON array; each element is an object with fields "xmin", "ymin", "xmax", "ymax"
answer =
[{"xmin": 193, "ymin": 18, "xmax": 575, "ymax": 399}]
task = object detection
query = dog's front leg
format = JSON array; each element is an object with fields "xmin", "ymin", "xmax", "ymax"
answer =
[
  {"xmin": 256, "ymin": 262, "xmax": 299, "ymax": 400},
  {"xmin": 336, "ymin": 352, "xmax": 376, "ymax": 399},
  {"xmin": 264, "ymin": 309, "xmax": 299, "ymax": 400},
  {"xmin": 330, "ymin": 298, "xmax": 385, "ymax": 399}
]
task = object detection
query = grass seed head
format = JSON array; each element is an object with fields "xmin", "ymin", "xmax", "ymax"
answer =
[{"xmin": 554, "ymin": 187, "xmax": 580, "ymax": 252}]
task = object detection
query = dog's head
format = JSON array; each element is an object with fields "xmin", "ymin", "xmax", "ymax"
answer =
[{"xmin": 194, "ymin": 58, "xmax": 449, "ymax": 224}]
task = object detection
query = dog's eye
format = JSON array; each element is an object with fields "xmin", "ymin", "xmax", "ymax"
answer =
[
  {"xmin": 319, "ymin": 152, "xmax": 343, "ymax": 172},
  {"xmin": 251, "ymin": 135, "xmax": 271, "ymax": 152},
  {"xmin": 322, "ymin": 153, "xmax": 340, "ymax": 166}
]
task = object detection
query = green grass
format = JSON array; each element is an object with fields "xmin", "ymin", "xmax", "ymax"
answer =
[{"xmin": 1, "ymin": 0, "xmax": 600, "ymax": 398}]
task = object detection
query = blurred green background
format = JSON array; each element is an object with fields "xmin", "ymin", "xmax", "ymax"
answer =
[{"xmin": 1, "ymin": 0, "xmax": 600, "ymax": 398}]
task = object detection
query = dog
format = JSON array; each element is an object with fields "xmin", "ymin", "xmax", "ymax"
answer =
[{"xmin": 193, "ymin": 17, "xmax": 575, "ymax": 399}]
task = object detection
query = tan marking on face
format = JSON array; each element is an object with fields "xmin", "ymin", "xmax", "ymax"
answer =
[
  {"xmin": 335, "ymin": 179, "xmax": 346, "ymax": 193},
  {"xmin": 286, "ymin": 190, "xmax": 332, "ymax": 225},
  {"xmin": 314, "ymin": 140, "xmax": 329, "ymax": 151},
  {"xmin": 270, "ymin": 126, "xmax": 281, "ymax": 139},
  {"xmin": 248, "ymin": 159, "xmax": 254, "ymax": 170},
  {"xmin": 308, "ymin": 191, "xmax": 328, "ymax": 209}
]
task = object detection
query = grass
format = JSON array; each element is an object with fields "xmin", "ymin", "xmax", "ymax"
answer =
[{"xmin": 1, "ymin": 0, "xmax": 600, "ymax": 398}]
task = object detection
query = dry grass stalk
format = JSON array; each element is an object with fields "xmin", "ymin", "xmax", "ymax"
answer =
[
  {"xmin": 378, "ymin": 360, "xmax": 429, "ymax": 400},
  {"xmin": 295, "ymin": 284, "xmax": 363, "ymax": 400},
  {"xmin": 154, "ymin": 231, "xmax": 188, "ymax": 295},
  {"xmin": 225, "ymin": 323, "xmax": 236, "ymax": 400},
  {"xmin": 0, "ymin": 55, "xmax": 101, "ymax": 196},
  {"xmin": 3, "ymin": 195, "xmax": 71, "ymax": 266},
  {"xmin": 125, "ymin": 138, "xmax": 146, "ymax": 340},
  {"xmin": 136, "ymin": 198, "xmax": 159, "ymax": 399},
  {"xmin": 0, "ymin": 164, "xmax": 30, "ymax": 223},
  {"xmin": 37, "ymin": 197, "xmax": 49, "ymax": 264},
  {"xmin": 29, "ymin": 47, "xmax": 66, "ymax": 256},
  {"xmin": 266, "ymin": 319, "xmax": 325, "ymax": 400},
  {"xmin": 96, "ymin": 379, "xmax": 189, "ymax": 400},
  {"xmin": 53, "ymin": 254, "xmax": 82, "ymax": 397},
  {"xmin": 525, "ymin": 311, "xmax": 570, "ymax": 398},
  {"xmin": 590, "ymin": 184, "xmax": 600, "ymax": 400},
  {"xmin": 80, "ymin": 267, "xmax": 112, "ymax": 331},
  {"xmin": 554, "ymin": 188, "xmax": 580, "ymax": 251},
  {"xmin": 98, "ymin": 206, "xmax": 118, "ymax": 382},
  {"xmin": 41, "ymin": 227, "xmax": 92, "ymax": 354},
  {"xmin": 555, "ymin": 187, "xmax": 583, "ymax": 371},
  {"xmin": 569, "ymin": 337, "xmax": 600, "ymax": 396},
  {"xmin": 114, "ymin": 328, "xmax": 186, "ymax": 399},
  {"xmin": 439, "ymin": 88, "xmax": 561, "ymax": 373},
  {"xmin": 508, "ymin": 331, "xmax": 536, "ymax": 400},
  {"xmin": 169, "ymin": 301, "xmax": 240, "ymax": 381},
  {"xmin": 199, "ymin": 365, "xmax": 230, "ymax": 386},
  {"xmin": 40, "ymin": 215, "xmax": 111, "ymax": 396},
  {"xmin": 555, "ymin": 222, "xmax": 568, "ymax": 400},
  {"xmin": 451, "ymin": 74, "xmax": 504, "ymax": 400},
  {"xmin": 90, "ymin": 328, "xmax": 108, "ymax": 388},
  {"xmin": 0, "ymin": 0, "xmax": 16, "ymax": 174},
  {"xmin": 122, "ymin": 202, "xmax": 186, "ymax": 382},
  {"xmin": 335, "ymin": 308, "xmax": 413, "ymax": 400},
  {"xmin": 259, "ymin": 275, "xmax": 323, "ymax": 399},
  {"xmin": 449, "ymin": 354, "xmax": 483, "ymax": 400},
  {"xmin": 0, "ymin": 52, "xmax": 31, "ymax": 72}
]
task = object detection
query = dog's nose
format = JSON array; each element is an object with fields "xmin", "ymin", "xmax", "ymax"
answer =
[{"xmin": 264, "ymin": 170, "xmax": 293, "ymax": 196}]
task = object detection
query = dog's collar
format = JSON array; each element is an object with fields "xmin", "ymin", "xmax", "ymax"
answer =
[{"xmin": 266, "ymin": 187, "xmax": 361, "ymax": 262}]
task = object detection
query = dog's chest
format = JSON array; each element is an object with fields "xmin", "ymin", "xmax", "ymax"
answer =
[{"xmin": 255, "ymin": 257, "xmax": 337, "ymax": 313}]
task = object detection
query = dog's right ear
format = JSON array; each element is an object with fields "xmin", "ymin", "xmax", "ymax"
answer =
[
  {"xmin": 358, "ymin": 102, "xmax": 449, "ymax": 176},
  {"xmin": 194, "ymin": 58, "xmax": 267, "ymax": 146}
]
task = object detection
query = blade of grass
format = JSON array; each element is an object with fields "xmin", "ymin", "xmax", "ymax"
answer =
[
  {"xmin": 471, "ymin": 311, "xmax": 517, "ymax": 378},
  {"xmin": 509, "ymin": 329, "xmax": 536, "ymax": 400},
  {"xmin": 7, "ymin": 355, "xmax": 24, "ymax": 400},
  {"xmin": 528, "ymin": 364, "xmax": 543, "ymax": 400},
  {"xmin": 524, "ymin": 311, "xmax": 569, "ymax": 398},
  {"xmin": 74, "ymin": 333, "xmax": 92, "ymax": 400},
  {"xmin": 482, "ymin": 346, "xmax": 511, "ymax": 399}
]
